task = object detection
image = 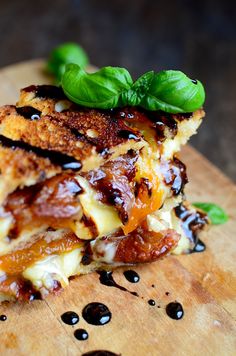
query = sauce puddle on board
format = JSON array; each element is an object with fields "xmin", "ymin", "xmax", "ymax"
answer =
[
  {"xmin": 74, "ymin": 328, "xmax": 89, "ymax": 341},
  {"xmin": 123, "ymin": 270, "xmax": 140, "ymax": 283},
  {"xmin": 97, "ymin": 271, "xmax": 139, "ymax": 297},
  {"xmin": 82, "ymin": 302, "xmax": 112, "ymax": 326},
  {"xmin": 61, "ymin": 311, "xmax": 79, "ymax": 325},
  {"xmin": 148, "ymin": 299, "xmax": 156, "ymax": 306},
  {"xmin": 81, "ymin": 351, "xmax": 120, "ymax": 356},
  {"xmin": 166, "ymin": 302, "xmax": 184, "ymax": 320},
  {"xmin": 0, "ymin": 315, "xmax": 7, "ymax": 321}
]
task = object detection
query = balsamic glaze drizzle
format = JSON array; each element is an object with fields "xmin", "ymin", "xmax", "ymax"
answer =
[
  {"xmin": 166, "ymin": 302, "xmax": 184, "ymax": 320},
  {"xmin": 16, "ymin": 106, "xmax": 41, "ymax": 120},
  {"xmin": 81, "ymin": 351, "xmax": 120, "ymax": 356},
  {"xmin": 123, "ymin": 270, "xmax": 140, "ymax": 283},
  {"xmin": 98, "ymin": 271, "xmax": 139, "ymax": 297},
  {"xmin": 148, "ymin": 299, "xmax": 156, "ymax": 306},
  {"xmin": 163, "ymin": 157, "xmax": 188, "ymax": 196},
  {"xmin": 35, "ymin": 85, "xmax": 65, "ymax": 99},
  {"xmin": 82, "ymin": 302, "xmax": 112, "ymax": 326},
  {"xmin": 0, "ymin": 135, "xmax": 82, "ymax": 171},
  {"xmin": 61, "ymin": 311, "xmax": 79, "ymax": 325},
  {"xmin": 191, "ymin": 239, "xmax": 206, "ymax": 253},
  {"xmin": 174, "ymin": 203, "xmax": 208, "ymax": 252},
  {"xmin": 74, "ymin": 329, "xmax": 89, "ymax": 341},
  {"xmin": 0, "ymin": 315, "xmax": 7, "ymax": 321},
  {"xmin": 118, "ymin": 130, "xmax": 139, "ymax": 140}
]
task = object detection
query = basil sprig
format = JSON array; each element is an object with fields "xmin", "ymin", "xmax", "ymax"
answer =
[
  {"xmin": 61, "ymin": 64, "xmax": 205, "ymax": 113},
  {"xmin": 47, "ymin": 43, "xmax": 89, "ymax": 82},
  {"xmin": 193, "ymin": 202, "xmax": 228, "ymax": 225}
]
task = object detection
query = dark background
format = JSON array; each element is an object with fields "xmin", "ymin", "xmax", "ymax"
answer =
[{"xmin": 0, "ymin": 0, "xmax": 235, "ymax": 180}]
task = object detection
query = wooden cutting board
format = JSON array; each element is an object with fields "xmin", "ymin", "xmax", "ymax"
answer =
[{"xmin": 0, "ymin": 60, "xmax": 235, "ymax": 356}]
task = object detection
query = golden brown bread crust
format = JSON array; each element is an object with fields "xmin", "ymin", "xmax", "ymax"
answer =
[
  {"xmin": 0, "ymin": 145, "xmax": 61, "ymax": 204},
  {"xmin": 0, "ymin": 105, "xmax": 145, "ymax": 172},
  {"xmin": 0, "ymin": 105, "xmax": 92, "ymax": 159},
  {"xmin": 15, "ymin": 85, "xmax": 146, "ymax": 158}
]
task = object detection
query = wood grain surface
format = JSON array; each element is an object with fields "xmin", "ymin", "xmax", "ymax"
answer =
[{"xmin": 0, "ymin": 60, "xmax": 235, "ymax": 356}]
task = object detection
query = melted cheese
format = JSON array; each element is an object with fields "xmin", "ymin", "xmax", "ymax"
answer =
[
  {"xmin": 76, "ymin": 176, "xmax": 122, "ymax": 238},
  {"xmin": 147, "ymin": 205, "xmax": 191, "ymax": 254},
  {"xmin": 23, "ymin": 248, "xmax": 83, "ymax": 290}
]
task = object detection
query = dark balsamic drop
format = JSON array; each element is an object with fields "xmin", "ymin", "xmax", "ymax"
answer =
[
  {"xmin": 82, "ymin": 302, "xmax": 112, "ymax": 326},
  {"xmin": 29, "ymin": 291, "xmax": 42, "ymax": 301},
  {"xmin": 74, "ymin": 328, "xmax": 89, "ymax": 341},
  {"xmin": 165, "ymin": 292, "xmax": 170, "ymax": 296},
  {"xmin": 192, "ymin": 239, "xmax": 206, "ymax": 253},
  {"xmin": 16, "ymin": 106, "xmax": 41, "ymax": 120},
  {"xmin": 151, "ymin": 284, "xmax": 155, "ymax": 288},
  {"xmin": 61, "ymin": 311, "xmax": 79, "ymax": 325},
  {"xmin": 81, "ymin": 351, "xmax": 120, "ymax": 356},
  {"xmin": 148, "ymin": 299, "xmax": 156, "ymax": 306},
  {"xmin": 81, "ymin": 254, "xmax": 93, "ymax": 266},
  {"xmin": 166, "ymin": 302, "xmax": 184, "ymax": 320},
  {"xmin": 123, "ymin": 270, "xmax": 140, "ymax": 283},
  {"xmin": 0, "ymin": 315, "xmax": 7, "ymax": 321},
  {"xmin": 98, "ymin": 271, "xmax": 139, "ymax": 297},
  {"xmin": 118, "ymin": 130, "xmax": 139, "ymax": 140},
  {"xmin": 35, "ymin": 85, "xmax": 65, "ymax": 99}
]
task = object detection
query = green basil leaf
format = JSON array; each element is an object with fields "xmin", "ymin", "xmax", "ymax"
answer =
[
  {"xmin": 47, "ymin": 42, "xmax": 89, "ymax": 82},
  {"xmin": 122, "ymin": 71, "xmax": 154, "ymax": 106},
  {"xmin": 61, "ymin": 65, "xmax": 205, "ymax": 113},
  {"xmin": 141, "ymin": 70, "xmax": 205, "ymax": 113},
  {"xmin": 62, "ymin": 64, "xmax": 133, "ymax": 109},
  {"xmin": 193, "ymin": 202, "xmax": 228, "ymax": 225}
]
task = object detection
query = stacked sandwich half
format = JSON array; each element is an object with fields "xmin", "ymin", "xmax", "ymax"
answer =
[{"xmin": 0, "ymin": 84, "xmax": 208, "ymax": 301}]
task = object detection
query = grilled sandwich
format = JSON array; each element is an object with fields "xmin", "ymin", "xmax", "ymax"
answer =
[{"xmin": 0, "ymin": 85, "xmax": 208, "ymax": 301}]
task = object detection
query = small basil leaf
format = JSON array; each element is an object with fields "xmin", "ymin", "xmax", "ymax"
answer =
[
  {"xmin": 141, "ymin": 70, "xmax": 205, "ymax": 113},
  {"xmin": 47, "ymin": 42, "xmax": 89, "ymax": 82},
  {"xmin": 193, "ymin": 202, "xmax": 228, "ymax": 225},
  {"xmin": 62, "ymin": 64, "xmax": 133, "ymax": 109},
  {"xmin": 124, "ymin": 71, "xmax": 154, "ymax": 106}
]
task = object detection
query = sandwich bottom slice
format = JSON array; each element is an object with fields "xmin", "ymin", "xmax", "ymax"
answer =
[{"xmin": 0, "ymin": 85, "xmax": 209, "ymax": 302}]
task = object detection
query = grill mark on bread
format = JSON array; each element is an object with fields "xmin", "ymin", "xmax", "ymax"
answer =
[
  {"xmin": 0, "ymin": 135, "xmax": 82, "ymax": 171},
  {"xmin": 51, "ymin": 109, "xmax": 143, "ymax": 153}
]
